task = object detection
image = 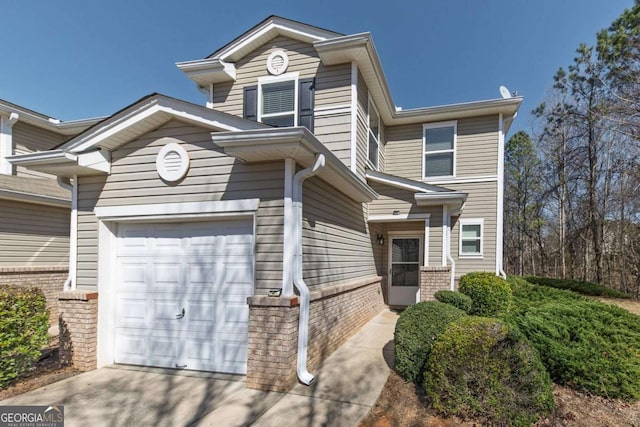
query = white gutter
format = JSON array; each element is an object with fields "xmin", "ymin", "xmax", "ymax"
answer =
[
  {"xmin": 58, "ymin": 176, "xmax": 78, "ymax": 291},
  {"xmin": 496, "ymin": 113, "xmax": 507, "ymax": 279},
  {"xmin": 292, "ymin": 153, "xmax": 326, "ymax": 385}
]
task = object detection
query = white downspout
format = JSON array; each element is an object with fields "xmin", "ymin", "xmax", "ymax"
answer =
[
  {"xmin": 292, "ymin": 153, "xmax": 325, "ymax": 385},
  {"xmin": 58, "ymin": 175, "xmax": 78, "ymax": 291},
  {"xmin": 444, "ymin": 208, "xmax": 456, "ymax": 290},
  {"xmin": 0, "ymin": 113, "xmax": 19, "ymax": 175},
  {"xmin": 497, "ymin": 113, "xmax": 507, "ymax": 279}
]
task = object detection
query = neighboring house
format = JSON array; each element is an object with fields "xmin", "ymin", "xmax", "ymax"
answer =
[
  {"xmin": 0, "ymin": 99, "xmax": 101, "ymax": 321},
  {"xmin": 8, "ymin": 16, "xmax": 521, "ymax": 391}
]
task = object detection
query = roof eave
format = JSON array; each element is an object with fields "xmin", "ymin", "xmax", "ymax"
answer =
[
  {"xmin": 315, "ymin": 35, "xmax": 523, "ymax": 125},
  {"xmin": 175, "ymin": 58, "xmax": 237, "ymax": 87},
  {"xmin": 212, "ymin": 127, "xmax": 378, "ymax": 202},
  {"xmin": 7, "ymin": 149, "xmax": 111, "ymax": 177}
]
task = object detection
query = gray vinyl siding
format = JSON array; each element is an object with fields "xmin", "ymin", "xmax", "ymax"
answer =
[
  {"xmin": 368, "ymin": 178, "xmax": 496, "ymax": 277},
  {"xmin": 211, "ymin": 36, "xmax": 352, "ymax": 168},
  {"xmin": 301, "ymin": 176, "xmax": 378, "ymax": 288},
  {"xmin": 12, "ymin": 122, "xmax": 66, "ymax": 179},
  {"xmin": 75, "ymin": 120, "xmax": 285, "ymax": 291},
  {"xmin": 450, "ymin": 181, "xmax": 498, "ymax": 276},
  {"xmin": 0, "ymin": 199, "xmax": 69, "ymax": 266},
  {"xmin": 384, "ymin": 115, "xmax": 499, "ymax": 180},
  {"xmin": 456, "ymin": 116, "xmax": 499, "ymax": 177},
  {"xmin": 355, "ymin": 70, "xmax": 384, "ymax": 180}
]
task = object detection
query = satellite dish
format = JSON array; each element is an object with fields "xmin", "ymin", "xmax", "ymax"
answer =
[{"xmin": 499, "ymin": 85, "xmax": 512, "ymax": 99}]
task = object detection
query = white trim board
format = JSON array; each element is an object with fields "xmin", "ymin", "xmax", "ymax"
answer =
[
  {"xmin": 94, "ymin": 199, "xmax": 260, "ymax": 220},
  {"xmin": 368, "ymin": 213, "xmax": 430, "ymax": 222},
  {"xmin": 350, "ymin": 62, "xmax": 358, "ymax": 173}
]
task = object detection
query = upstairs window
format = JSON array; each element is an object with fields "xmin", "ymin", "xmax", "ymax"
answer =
[
  {"xmin": 243, "ymin": 73, "xmax": 314, "ymax": 131},
  {"xmin": 261, "ymin": 80, "xmax": 296, "ymax": 127},
  {"xmin": 459, "ymin": 218, "xmax": 483, "ymax": 257},
  {"xmin": 423, "ymin": 121, "xmax": 456, "ymax": 178},
  {"xmin": 367, "ymin": 98, "xmax": 380, "ymax": 169}
]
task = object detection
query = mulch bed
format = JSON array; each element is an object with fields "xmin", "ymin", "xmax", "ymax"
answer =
[
  {"xmin": 360, "ymin": 371, "xmax": 640, "ymax": 427},
  {"xmin": 0, "ymin": 343, "xmax": 80, "ymax": 401}
]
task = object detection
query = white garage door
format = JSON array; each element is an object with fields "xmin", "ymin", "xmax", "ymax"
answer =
[{"xmin": 114, "ymin": 219, "xmax": 253, "ymax": 374}]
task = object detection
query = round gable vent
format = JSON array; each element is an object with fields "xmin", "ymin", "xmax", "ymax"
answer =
[
  {"xmin": 156, "ymin": 140, "xmax": 190, "ymax": 182},
  {"xmin": 267, "ymin": 50, "xmax": 289, "ymax": 75}
]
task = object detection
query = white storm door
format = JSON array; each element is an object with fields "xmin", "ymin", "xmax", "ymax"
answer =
[{"xmin": 388, "ymin": 237, "xmax": 422, "ymax": 306}]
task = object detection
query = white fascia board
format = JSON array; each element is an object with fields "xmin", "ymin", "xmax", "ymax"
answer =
[
  {"xmin": 175, "ymin": 58, "xmax": 236, "ymax": 86},
  {"xmin": 366, "ymin": 170, "xmax": 451, "ymax": 193},
  {"xmin": 0, "ymin": 102, "xmax": 103, "ymax": 136},
  {"xmin": 94, "ymin": 199, "xmax": 260, "ymax": 220},
  {"xmin": 415, "ymin": 192, "xmax": 468, "ymax": 206},
  {"xmin": 7, "ymin": 149, "xmax": 109, "ymax": 176},
  {"xmin": 0, "ymin": 189, "xmax": 69, "ymax": 207},
  {"xmin": 368, "ymin": 213, "xmax": 430, "ymax": 222},
  {"xmin": 213, "ymin": 18, "xmax": 336, "ymax": 62},
  {"xmin": 7, "ymin": 149, "xmax": 76, "ymax": 165},
  {"xmin": 64, "ymin": 96, "xmax": 263, "ymax": 154}
]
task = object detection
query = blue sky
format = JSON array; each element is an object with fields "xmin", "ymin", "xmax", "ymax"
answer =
[{"xmin": 1, "ymin": 0, "xmax": 633, "ymax": 136}]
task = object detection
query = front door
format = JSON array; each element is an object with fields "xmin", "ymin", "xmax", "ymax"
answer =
[{"xmin": 388, "ymin": 237, "xmax": 422, "ymax": 306}]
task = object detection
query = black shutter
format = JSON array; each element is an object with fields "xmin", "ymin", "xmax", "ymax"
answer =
[
  {"xmin": 243, "ymin": 85, "xmax": 258, "ymax": 121},
  {"xmin": 298, "ymin": 78, "xmax": 315, "ymax": 132}
]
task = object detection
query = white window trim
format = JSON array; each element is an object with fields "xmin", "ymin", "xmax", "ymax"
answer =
[
  {"xmin": 422, "ymin": 120, "xmax": 457, "ymax": 180},
  {"xmin": 257, "ymin": 72, "xmax": 299, "ymax": 126},
  {"xmin": 459, "ymin": 218, "xmax": 484, "ymax": 258},
  {"xmin": 366, "ymin": 96, "xmax": 380, "ymax": 170}
]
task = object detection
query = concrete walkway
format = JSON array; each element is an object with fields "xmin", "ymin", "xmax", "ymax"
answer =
[
  {"xmin": 1, "ymin": 309, "xmax": 398, "ymax": 427},
  {"xmin": 200, "ymin": 309, "xmax": 398, "ymax": 426}
]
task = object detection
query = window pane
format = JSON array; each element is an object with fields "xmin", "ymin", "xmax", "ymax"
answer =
[
  {"xmin": 391, "ymin": 264, "xmax": 420, "ymax": 287},
  {"xmin": 368, "ymin": 133, "xmax": 378, "ymax": 167},
  {"xmin": 369, "ymin": 106, "xmax": 379, "ymax": 138},
  {"xmin": 392, "ymin": 239, "xmax": 420, "ymax": 262},
  {"xmin": 425, "ymin": 126, "xmax": 454, "ymax": 152},
  {"xmin": 425, "ymin": 153, "xmax": 453, "ymax": 177},
  {"xmin": 262, "ymin": 81, "xmax": 295, "ymax": 115},
  {"xmin": 461, "ymin": 239, "xmax": 481, "ymax": 254},
  {"xmin": 462, "ymin": 224, "xmax": 481, "ymax": 239},
  {"xmin": 262, "ymin": 115, "xmax": 294, "ymax": 127}
]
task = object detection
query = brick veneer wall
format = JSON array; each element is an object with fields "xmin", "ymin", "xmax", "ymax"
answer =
[
  {"xmin": 0, "ymin": 266, "xmax": 68, "ymax": 326},
  {"xmin": 246, "ymin": 276, "xmax": 384, "ymax": 392},
  {"xmin": 58, "ymin": 291, "xmax": 98, "ymax": 371},
  {"xmin": 420, "ymin": 266, "xmax": 452, "ymax": 301}
]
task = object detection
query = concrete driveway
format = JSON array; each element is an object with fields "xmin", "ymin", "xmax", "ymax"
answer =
[
  {"xmin": 0, "ymin": 367, "xmax": 254, "ymax": 427},
  {"xmin": 0, "ymin": 310, "xmax": 398, "ymax": 427}
]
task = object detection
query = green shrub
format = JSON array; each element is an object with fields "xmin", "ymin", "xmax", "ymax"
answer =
[
  {"xmin": 394, "ymin": 301, "xmax": 465, "ymax": 383},
  {"xmin": 525, "ymin": 276, "xmax": 629, "ymax": 298},
  {"xmin": 434, "ymin": 290, "xmax": 472, "ymax": 313},
  {"xmin": 503, "ymin": 276, "xmax": 640, "ymax": 400},
  {"xmin": 424, "ymin": 316, "xmax": 554, "ymax": 426},
  {"xmin": 459, "ymin": 272, "xmax": 512, "ymax": 316},
  {"xmin": 0, "ymin": 286, "xmax": 49, "ymax": 388}
]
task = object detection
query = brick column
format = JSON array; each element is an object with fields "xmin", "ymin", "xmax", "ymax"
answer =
[
  {"xmin": 420, "ymin": 266, "xmax": 451, "ymax": 301},
  {"xmin": 246, "ymin": 296, "xmax": 299, "ymax": 392},
  {"xmin": 58, "ymin": 291, "xmax": 98, "ymax": 371}
]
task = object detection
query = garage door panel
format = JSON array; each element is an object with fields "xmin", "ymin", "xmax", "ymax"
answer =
[
  {"xmin": 115, "ymin": 219, "xmax": 253, "ymax": 374},
  {"xmin": 184, "ymin": 300, "xmax": 216, "ymax": 326}
]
